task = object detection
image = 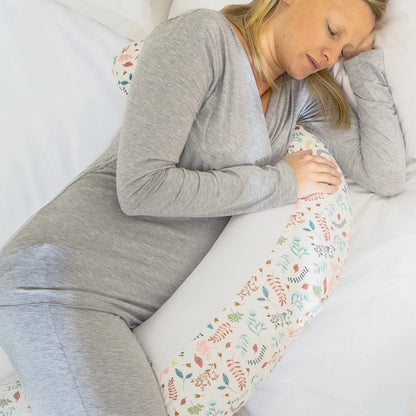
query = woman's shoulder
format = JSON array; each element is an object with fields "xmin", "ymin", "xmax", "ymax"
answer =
[
  {"xmin": 153, "ymin": 9, "xmax": 234, "ymax": 45},
  {"xmin": 170, "ymin": 8, "xmax": 230, "ymax": 29}
]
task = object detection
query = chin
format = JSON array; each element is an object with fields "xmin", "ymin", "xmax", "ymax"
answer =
[
  {"xmin": 287, "ymin": 71, "xmax": 309, "ymax": 80},
  {"xmin": 285, "ymin": 65, "xmax": 311, "ymax": 80}
]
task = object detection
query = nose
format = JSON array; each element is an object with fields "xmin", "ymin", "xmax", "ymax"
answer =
[{"xmin": 322, "ymin": 46, "xmax": 342, "ymax": 67}]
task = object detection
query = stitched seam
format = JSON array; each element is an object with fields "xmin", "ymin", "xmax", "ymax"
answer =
[{"xmin": 47, "ymin": 305, "xmax": 90, "ymax": 416}]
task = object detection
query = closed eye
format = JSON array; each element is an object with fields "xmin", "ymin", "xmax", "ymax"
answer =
[{"xmin": 327, "ymin": 23, "xmax": 335, "ymax": 37}]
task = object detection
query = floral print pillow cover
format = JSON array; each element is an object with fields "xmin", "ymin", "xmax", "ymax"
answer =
[
  {"xmin": 155, "ymin": 125, "xmax": 352, "ymax": 416},
  {"xmin": 112, "ymin": 41, "xmax": 143, "ymax": 95},
  {"xmin": 0, "ymin": 379, "xmax": 31, "ymax": 415}
]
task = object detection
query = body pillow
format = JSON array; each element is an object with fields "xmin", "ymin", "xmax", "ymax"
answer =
[{"xmin": 134, "ymin": 125, "xmax": 352, "ymax": 415}]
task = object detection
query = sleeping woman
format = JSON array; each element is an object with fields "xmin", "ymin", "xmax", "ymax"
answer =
[{"xmin": 0, "ymin": 0, "xmax": 405, "ymax": 415}]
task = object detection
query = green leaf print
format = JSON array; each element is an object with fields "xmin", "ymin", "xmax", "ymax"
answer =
[
  {"xmin": 188, "ymin": 403, "xmax": 204, "ymax": 415},
  {"xmin": 313, "ymin": 262, "xmax": 328, "ymax": 273},
  {"xmin": 313, "ymin": 285, "xmax": 322, "ymax": 297},
  {"xmin": 247, "ymin": 311, "xmax": 267, "ymax": 336},
  {"xmin": 277, "ymin": 254, "xmax": 290, "ymax": 272},
  {"xmin": 277, "ymin": 236, "xmax": 288, "ymax": 245},
  {"xmin": 0, "ymin": 398, "xmax": 12, "ymax": 408},
  {"xmin": 290, "ymin": 237, "xmax": 309, "ymax": 258},
  {"xmin": 227, "ymin": 311, "xmax": 244, "ymax": 323},
  {"xmin": 175, "ymin": 368, "xmax": 184, "ymax": 379},
  {"xmin": 236, "ymin": 333, "xmax": 250, "ymax": 356},
  {"xmin": 271, "ymin": 333, "xmax": 285, "ymax": 348}
]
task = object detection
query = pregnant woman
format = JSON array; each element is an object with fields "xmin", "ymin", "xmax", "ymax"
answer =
[{"xmin": 0, "ymin": 0, "xmax": 405, "ymax": 415}]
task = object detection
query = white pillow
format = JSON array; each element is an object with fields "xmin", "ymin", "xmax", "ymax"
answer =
[
  {"xmin": 134, "ymin": 126, "xmax": 352, "ymax": 415},
  {"xmin": 331, "ymin": 0, "xmax": 415, "ymax": 157},
  {"xmin": 168, "ymin": 0, "xmax": 249, "ymax": 18},
  {"xmin": 54, "ymin": 0, "xmax": 173, "ymax": 40}
]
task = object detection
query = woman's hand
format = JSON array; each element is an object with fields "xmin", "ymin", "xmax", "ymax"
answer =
[
  {"xmin": 283, "ymin": 150, "xmax": 343, "ymax": 198},
  {"xmin": 342, "ymin": 30, "xmax": 375, "ymax": 60}
]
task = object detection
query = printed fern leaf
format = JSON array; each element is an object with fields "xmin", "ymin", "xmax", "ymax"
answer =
[
  {"xmin": 208, "ymin": 323, "xmax": 233, "ymax": 343},
  {"xmin": 267, "ymin": 275, "xmax": 287, "ymax": 306},
  {"xmin": 227, "ymin": 358, "xmax": 247, "ymax": 391},
  {"xmin": 315, "ymin": 213, "xmax": 331, "ymax": 241},
  {"xmin": 168, "ymin": 377, "xmax": 178, "ymax": 400}
]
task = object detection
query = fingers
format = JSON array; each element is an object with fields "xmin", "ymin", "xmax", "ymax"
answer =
[
  {"xmin": 284, "ymin": 151, "xmax": 341, "ymax": 176},
  {"xmin": 282, "ymin": 150, "xmax": 343, "ymax": 198},
  {"xmin": 307, "ymin": 154, "xmax": 340, "ymax": 175}
]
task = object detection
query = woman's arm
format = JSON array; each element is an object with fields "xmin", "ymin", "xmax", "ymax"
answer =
[
  {"xmin": 116, "ymin": 14, "xmax": 298, "ymax": 218},
  {"xmin": 300, "ymin": 48, "xmax": 406, "ymax": 196}
]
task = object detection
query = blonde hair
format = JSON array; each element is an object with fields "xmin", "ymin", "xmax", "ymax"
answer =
[{"xmin": 221, "ymin": 0, "xmax": 388, "ymax": 128}]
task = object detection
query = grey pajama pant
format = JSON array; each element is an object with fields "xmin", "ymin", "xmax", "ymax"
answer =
[
  {"xmin": 0, "ymin": 304, "xmax": 251, "ymax": 416},
  {"xmin": 0, "ymin": 304, "xmax": 168, "ymax": 415}
]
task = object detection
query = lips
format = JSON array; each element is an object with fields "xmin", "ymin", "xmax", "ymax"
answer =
[{"xmin": 307, "ymin": 54, "xmax": 320, "ymax": 71}]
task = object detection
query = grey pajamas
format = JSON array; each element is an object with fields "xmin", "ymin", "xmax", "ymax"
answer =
[
  {"xmin": 0, "ymin": 9, "xmax": 405, "ymax": 416},
  {"xmin": 1, "ymin": 305, "xmax": 167, "ymax": 415}
]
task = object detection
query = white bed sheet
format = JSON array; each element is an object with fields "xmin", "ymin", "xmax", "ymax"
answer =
[
  {"xmin": 1, "ymin": 0, "xmax": 416, "ymax": 415},
  {"xmin": 245, "ymin": 161, "xmax": 416, "ymax": 416}
]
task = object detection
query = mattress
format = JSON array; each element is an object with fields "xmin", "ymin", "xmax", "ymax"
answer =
[{"xmin": 1, "ymin": 0, "xmax": 416, "ymax": 414}]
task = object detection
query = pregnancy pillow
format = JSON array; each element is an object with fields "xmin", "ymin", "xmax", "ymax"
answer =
[
  {"xmin": 1, "ymin": 127, "xmax": 352, "ymax": 416},
  {"xmin": 134, "ymin": 125, "xmax": 352, "ymax": 415}
]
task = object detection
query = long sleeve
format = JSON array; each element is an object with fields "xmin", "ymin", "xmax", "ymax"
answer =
[
  {"xmin": 299, "ymin": 49, "xmax": 406, "ymax": 196},
  {"xmin": 116, "ymin": 11, "xmax": 297, "ymax": 218}
]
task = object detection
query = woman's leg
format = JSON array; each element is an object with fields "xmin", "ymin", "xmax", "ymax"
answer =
[{"xmin": 0, "ymin": 304, "xmax": 167, "ymax": 416}]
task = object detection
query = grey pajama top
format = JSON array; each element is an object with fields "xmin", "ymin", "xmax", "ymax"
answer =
[{"xmin": 0, "ymin": 10, "xmax": 405, "ymax": 327}]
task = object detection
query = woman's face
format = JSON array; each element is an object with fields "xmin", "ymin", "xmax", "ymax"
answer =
[{"xmin": 266, "ymin": 0, "xmax": 376, "ymax": 80}]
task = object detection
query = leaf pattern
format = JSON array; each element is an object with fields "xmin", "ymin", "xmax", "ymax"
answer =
[
  {"xmin": 315, "ymin": 213, "xmax": 331, "ymax": 241},
  {"xmin": 227, "ymin": 359, "xmax": 247, "ymax": 391},
  {"xmin": 300, "ymin": 193, "xmax": 325, "ymax": 201},
  {"xmin": 208, "ymin": 323, "xmax": 233, "ymax": 343},
  {"xmin": 194, "ymin": 354, "xmax": 203, "ymax": 368},
  {"xmin": 133, "ymin": 127, "xmax": 352, "ymax": 416},
  {"xmin": 266, "ymin": 275, "xmax": 287, "ymax": 306},
  {"xmin": 0, "ymin": 380, "xmax": 31, "ymax": 415},
  {"xmin": 168, "ymin": 377, "xmax": 178, "ymax": 401}
]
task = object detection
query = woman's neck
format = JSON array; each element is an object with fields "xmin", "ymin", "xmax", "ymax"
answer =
[{"xmin": 229, "ymin": 22, "xmax": 272, "ymax": 97}]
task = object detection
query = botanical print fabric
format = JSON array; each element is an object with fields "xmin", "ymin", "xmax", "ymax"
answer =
[
  {"xmin": 112, "ymin": 41, "xmax": 143, "ymax": 95},
  {"xmin": 157, "ymin": 126, "xmax": 353, "ymax": 416},
  {"xmin": 0, "ymin": 380, "xmax": 31, "ymax": 416}
]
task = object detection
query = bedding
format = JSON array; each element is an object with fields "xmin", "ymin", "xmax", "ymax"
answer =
[
  {"xmin": 54, "ymin": 0, "xmax": 173, "ymax": 40},
  {"xmin": 168, "ymin": 0, "xmax": 249, "ymax": 18},
  {"xmin": 331, "ymin": 0, "xmax": 416, "ymax": 157},
  {"xmin": 1, "ymin": 0, "xmax": 416, "ymax": 415}
]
